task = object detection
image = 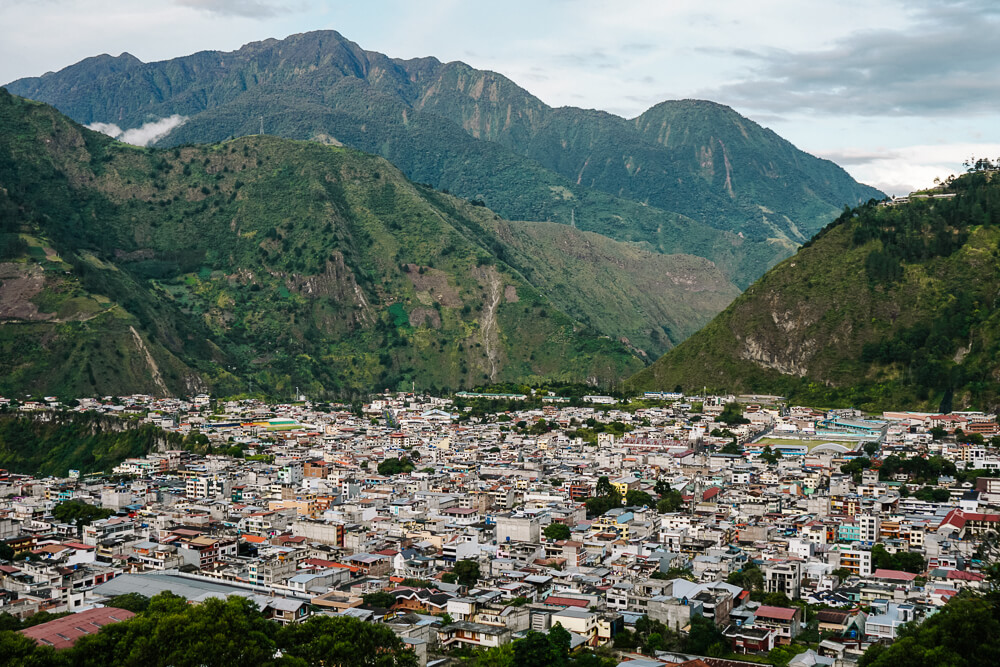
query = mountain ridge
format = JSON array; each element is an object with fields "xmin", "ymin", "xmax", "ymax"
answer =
[
  {"xmin": 5, "ymin": 29, "xmax": 883, "ymax": 287},
  {"xmin": 0, "ymin": 90, "xmax": 739, "ymax": 397},
  {"xmin": 627, "ymin": 168, "xmax": 1000, "ymax": 412}
]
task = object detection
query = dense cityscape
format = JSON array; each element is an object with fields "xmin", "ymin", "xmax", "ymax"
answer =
[{"xmin": 1, "ymin": 390, "xmax": 997, "ymax": 665}]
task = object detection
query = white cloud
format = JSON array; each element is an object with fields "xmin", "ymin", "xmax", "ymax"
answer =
[
  {"xmin": 822, "ymin": 142, "xmax": 1000, "ymax": 197},
  {"xmin": 86, "ymin": 115, "xmax": 188, "ymax": 146}
]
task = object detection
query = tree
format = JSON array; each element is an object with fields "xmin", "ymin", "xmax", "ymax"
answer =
[
  {"xmin": 51, "ymin": 499, "xmax": 115, "ymax": 534},
  {"xmin": 625, "ymin": 490, "xmax": 654, "ymax": 507},
  {"xmin": 858, "ymin": 596, "xmax": 1000, "ymax": 667},
  {"xmin": 585, "ymin": 495, "xmax": 620, "ymax": 517},
  {"xmin": 762, "ymin": 591, "xmax": 793, "ymax": 607},
  {"xmin": 718, "ymin": 402, "xmax": 750, "ymax": 425},
  {"xmin": 727, "ymin": 566, "xmax": 764, "ymax": 592},
  {"xmin": 72, "ymin": 592, "xmax": 281, "ymax": 667},
  {"xmin": 514, "ymin": 630, "xmax": 564, "ymax": 667},
  {"xmin": 548, "ymin": 622, "xmax": 572, "ymax": 660},
  {"xmin": 720, "ymin": 440, "xmax": 741, "ymax": 455},
  {"xmin": 105, "ymin": 592, "xmax": 150, "ymax": 613},
  {"xmin": 831, "ymin": 567, "xmax": 852, "ymax": 582},
  {"xmin": 656, "ymin": 490, "xmax": 684, "ymax": 513},
  {"xmin": 654, "ymin": 479, "xmax": 672, "ymax": 497},
  {"xmin": 684, "ymin": 615, "xmax": 727, "ymax": 656},
  {"xmin": 279, "ymin": 614, "xmax": 418, "ymax": 667},
  {"xmin": 871, "ymin": 543, "xmax": 926, "ymax": 574},
  {"xmin": 0, "ymin": 630, "xmax": 58, "ymax": 666},
  {"xmin": 544, "ymin": 523, "xmax": 572, "ymax": 541},
  {"xmin": 377, "ymin": 457, "xmax": 415, "ymax": 476},
  {"xmin": 361, "ymin": 591, "xmax": 398, "ymax": 609},
  {"xmin": 469, "ymin": 644, "xmax": 515, "ymax": 667},
  {"xmin": 452, "ymin": 559, "xmax": 481, "ymax": 587},
  {"xmin": 595, "ymin": 476, "xmax": 616, "ymax": 498}
]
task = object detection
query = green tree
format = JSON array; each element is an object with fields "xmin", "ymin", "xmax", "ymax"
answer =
[
  {"xmin": 656, "ymin": 490, "xmax": 684, "ymax": 513},
  {"xmin": 595, "ymin": 476, "xmax": 616, "ymax": 498},
  {"xmin": 718, "ymin": 402, "xmax": 750, "ymax": 425},
  {"xmin": 378, "ymin": 457, "xmax": 415, "ymax": 476},
  {"xmin": 105, "ymin": 592, "xmax": 151, "ymax": 613},
  {"xmin": 625, "ymin": 490, "xmax": 654, "ymax": 507},
  {"xmin": 585, "ymin": 495, "xmax": 621, "ymax": 517},
  {"xmin": 762, "ymin": 591, "xmax": 793, "ymax": 607},
  {"xmin": 684, "ymin": 615, "xmax": 727, "ymax": 656},
  {"xmin": 727, "ymin": 566, "xmax": 764, "ymax": 592},
  {"xmin": 452, "ymin": 559, "xmax": 481, "ymax": 587},
  {"xmin": 278, "ymin": 614, "xmax": 418, "ymax": 666},
  {"xmin": 654, "ymin": 479, "xmax": 672, "ymax": 496},
  {"xmin": 0, "ymin": 630, "xmax": 58, "ymax": 666},
  {"xmin": 548, "ymin": 622, "xmax": 572, "ymax": 660},
  {"xmin": 51, "ymin": 499, "xmax": 115, "ymax": 534},
  {"xmin": 720, "ymin": 440, "xmax": 741, "ymax": 454},
  {"xmin": 858, "ymin": 596, "xmax": 1000, "ymax": 667},
  {"xmin": 514, "ymin": 630, "xmax": 564, "ymax": 667},
  {"xmin": 361, "ymin": 591, "xmax": 398, "ymax": 609},
  {"xmin": 469, "ymin": 644, "xmax": 515, "ymax": 667},
  {"xmin": 72, "ymin": 593, "xmax": 280, "ymax": 667},
  {"xmin": 544, "ymin": 522, "xmax": 572, "ymax": 541}
]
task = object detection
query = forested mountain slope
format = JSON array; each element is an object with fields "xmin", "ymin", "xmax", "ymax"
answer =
[
  {"xmin": 5, "ymin": 30, "xmax": 882, "ymax": 286},
  {"xmin": 0, "ymin": 90, "xmax": 689, "ymax": 398},
  {"xmin": 629, "ymin": 166, "xmax": 1000, "ymax": 412}
]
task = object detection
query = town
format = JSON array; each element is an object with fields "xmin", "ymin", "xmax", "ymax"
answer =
[{"xmin": 0, "ymin": 389, "xmax": 997, "ymax": 666}]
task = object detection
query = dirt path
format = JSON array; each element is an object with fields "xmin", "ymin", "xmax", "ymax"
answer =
[
  {"xmin": 130, "ymin": 325, "xmax": 169, "ymax": 396},
  {"xmin": 479, "ymin": 269, "xmax": 502, "ymax": 382}
]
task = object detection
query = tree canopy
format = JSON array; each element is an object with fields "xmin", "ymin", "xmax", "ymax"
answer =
[{"xmin": 0, "ymin": 591, "xmax": 419, "ymax": 666}]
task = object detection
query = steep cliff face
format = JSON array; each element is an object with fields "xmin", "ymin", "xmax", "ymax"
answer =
[{"xmin": 629, "ymin": 170, "xmax": 1000, "ymax": 411}]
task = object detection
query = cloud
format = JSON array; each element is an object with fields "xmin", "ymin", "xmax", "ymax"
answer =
[
  {"xmin": 698, "ymin": 1, "xmax": 1000, "ymax": 116},
  {"xmin": 172, "ymin": 0, "xmax": 301, "ymax": 18},
  {"xmin": 826, "ymin": 141, "xmax": 1000, "ymax": 197},
  {"xmin": 87, "ymin": 115, "xmax": 188, "ymax": 146}
]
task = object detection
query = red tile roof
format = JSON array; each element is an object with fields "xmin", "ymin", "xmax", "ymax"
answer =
[
  {"xmin": 939, "ymin": 509, "xmax": 1000, "ymax": 530},
  {"xmin": 20, "ymin": 607, "xmax": 135, "ymax": 649},
  {"xmin": 543, "ymin": 595, "xmax": 590, "ymax": 608},
  {"xmin": 755, "ymin": 605, "xmax": 798, "ymax": 621},
  {"xmin": 872, "ymin": 568, "xmax": 918, "ymax": 581}
]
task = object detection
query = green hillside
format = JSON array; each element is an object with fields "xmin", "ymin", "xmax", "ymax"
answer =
[
  {"xmin": 0, "ymin": 89, "xmax": 664, "ymax": 398},
  {"xmin": 629, "ymin": 166, "xmax": 1000, "ymax": 412},
  {"xmin": 0, "ymin": 412, "xmax": 185, "ymax": 477},
  {"xmin": 482, "ymin": 219, "xmax": 740, "ymax": 359},
  {"xmin": 4, "ymin": 30, "xmax": 882, "ymax": 286}
]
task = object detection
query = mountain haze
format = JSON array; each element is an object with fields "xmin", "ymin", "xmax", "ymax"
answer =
[{"xmin": 5, "ymin": 30, "xmax": 883, "ymax": 287}]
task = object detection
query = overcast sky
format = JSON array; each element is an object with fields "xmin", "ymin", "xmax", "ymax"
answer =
[{"xmin": 2, "ymin": 0, "xmax": 998, "ymax": 195}]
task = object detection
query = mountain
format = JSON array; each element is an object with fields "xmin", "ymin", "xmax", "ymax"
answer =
[
  {"xmin": 483, "ymin": 219, "xmax": 740, "ymax": 358},
  {"xmin": 4, "ymin": 30, "xmax": 883, "ymax": 287},
  {"xmin": 0, "ymin": 90, "xmax": 740, "ymax": 397},
  {"xmin": 628, "ymin": 168, "xmax": 1000, "ymax": 412}
]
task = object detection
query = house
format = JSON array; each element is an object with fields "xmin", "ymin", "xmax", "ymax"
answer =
[
  {"xmin": 725, "ymin": 624, "xmax": 777, "ymax": 653},
  {"xmin": 437, "ymin": 620, "xmax": 511, "ymax": 649},
  {"xmin": 752, "ymin": 605, "xmax": 802, "ymax": 643}
]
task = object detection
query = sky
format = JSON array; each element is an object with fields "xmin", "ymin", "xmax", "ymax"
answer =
[{"xmin": 1, "ymin": 0, "xmax": 998, "ymax": 195}]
